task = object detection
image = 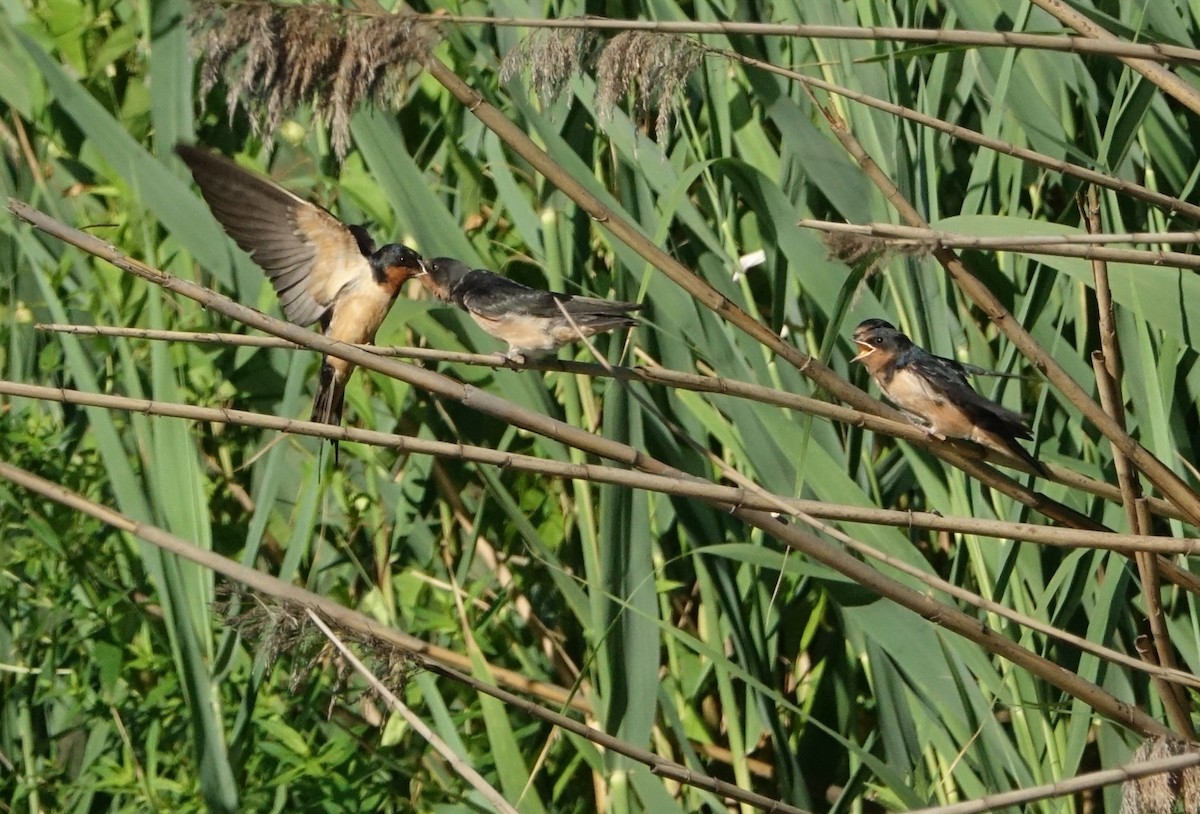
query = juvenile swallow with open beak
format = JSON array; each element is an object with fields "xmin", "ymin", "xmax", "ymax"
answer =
[
  {"xmin": 851, "ymin": 318, "xmax": 1044, "ymax": 474},
  {"xmin": 176, "ymin": 145, "xmax": 425, "ymax": 457},
  {"xmin": 420, "ymin": 257, "xmax": 644, "ymax": 362}
]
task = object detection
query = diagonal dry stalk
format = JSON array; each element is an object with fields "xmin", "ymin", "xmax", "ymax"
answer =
[
  {"xmin": 1031, "ymin": 0, "xmax": 1200, "ymax": 116},
  {"xmin": 538, "ymin": 309, "xmax": 1200, "ymax": 687},
  {"xmin": 305, "ymin": 610, "xmax": 520, "ymax": 814},
  {"xmin": 748, "ymin": 65, "xmax": 1200, "ymax": 222},
  {"xmin": 9, "ymin": 199, "xmax": 1182, "ymax": 739},
  {"xmin": 545, "ymin": 301, "xmax": 1199, "ymax": 665}
]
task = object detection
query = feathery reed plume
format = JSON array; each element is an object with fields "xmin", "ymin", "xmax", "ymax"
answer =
[
  {"xmin": 595, "ymin": 31, "xmax": 703, "ymax": 143},
  {"xmin": 502, "ymin": 24, "xmax": 702, "ymax": 142},
  {"xmin": 217, "ymin": 586, "xmax": 417, "ymax": 695},
  {"xmin": 822, "ymin": 231, "xmax": 889, "ymax": 278},
  {"xmin": 1121, "ymin": 737, "xmax": 1200, "ymax": 814},
  {"xmin": 821, "ymin": 231, "xmax": 929, "ymax": 278},
  {"xmin": 500, "ymin": 26, "xmax": 598, "ymax": 105},
  {"xmin": 188, "ymin": 0, "xmax": 435, "ymax": 158}
]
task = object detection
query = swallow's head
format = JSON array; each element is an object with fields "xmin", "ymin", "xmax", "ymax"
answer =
[
  {"xmin": 421, "ymin": 256, "xmax": 473, "ymax": 301},
  {"xmin": 373, "ymin": 243, "xmax": 426, "ymax": 289},
  {"xmin": 851, "ymin": 319, "xmax": 910, "ymax": 369}
]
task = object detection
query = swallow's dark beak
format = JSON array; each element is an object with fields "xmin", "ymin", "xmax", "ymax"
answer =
[{"xmin": 851, "ymin": 337, "xmax": 875, "ymax": 363}]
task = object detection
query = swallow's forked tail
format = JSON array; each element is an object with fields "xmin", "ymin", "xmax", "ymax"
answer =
[
  {"xmin": 311, "ymin": 359, "xmax": 348, "ymax": 463},
  {"xmin": 572, "ymin": 312, "xmax": 641, "ymax": 333},
  {"xmin": 562, "ymin": 296, "xmax": 643, "ymax": 317},
  {"xmin": 558, "ymin": 298, "xmax": 643, "ymax": 337},
  {"xmin": 985, "ymin": 429, "xmax": 1046, "ymax": 477}
]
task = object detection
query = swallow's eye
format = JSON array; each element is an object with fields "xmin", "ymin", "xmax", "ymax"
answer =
[{"xmin": 871, "ymin": 337, "xmax": 883, "ymax": 345}]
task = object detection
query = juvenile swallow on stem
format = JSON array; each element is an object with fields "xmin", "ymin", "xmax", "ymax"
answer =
[
  {"xmin": 851, "ymin": 318, "xmax": 1044, "ymax": 474},
  {"xmin": 176, "ymin": 145, "xmax": 425, "ymax": 458},
  {"xmin": 420, "ymin": 257, "xmax": 643, "ymax": 362}
]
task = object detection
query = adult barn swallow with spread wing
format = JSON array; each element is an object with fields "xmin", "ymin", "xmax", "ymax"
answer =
[
  {"xmin": 176, "ymin": 145, "xmax": 425, "ymax": 451},
  {"xmin": 420, "ymin": 257, "xmax": 643, "ymax": 361},
  {"xmin": 851, "ymin": 318, "xmax": 1044, "ymax": 474}
]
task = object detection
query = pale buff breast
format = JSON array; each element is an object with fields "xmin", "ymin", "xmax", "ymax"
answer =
[
  {"xmin": 320, "ymin": 281, "xmax": 396, "ymax": 377},
  {"xmin": 326, "ymin": 282, "xmax": 396, "ymax": 345},
  {"xmin": 880, "ymin": 368, "xmax": 976, "ymax": 439},
  {"xmin": 470, "ymin": 312, "xmax": 562, "ymax": 352}
]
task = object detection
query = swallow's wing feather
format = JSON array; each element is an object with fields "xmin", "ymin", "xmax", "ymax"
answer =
[
  {"xmin": 942, "ymin": 355, "xmax": 1023, "ymax": 379},
  {"xmin": 897, "ymin": 353, "xmax": 1032, "ymax": 439},
  {"xmin": 177, "ymin": 145, "xmax": 370, "ymax": 326},
  {"xmin": 452, "ymin": 271, "xmax": 553, "ymax": 318},
  {"xmin": 557, "ymin": 294, "xmax": 645, "ymax": 318},
  {"xmin": 455, "ymin": 270, "xmax": 641, "ymax": 321}
]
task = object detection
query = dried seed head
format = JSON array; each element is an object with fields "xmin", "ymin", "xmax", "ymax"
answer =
[
  {"xmin": 500, "ymin": 26, "xmax": 597, "ymax": 106},
  {"xmin": 217, "ymin": 585, "xmax": 418, "ymax": 698},
  {"xmin": 1182, "ymin": 763, "xmax": 1200, "ymax": 814},
  {"xmin": 594, "ymin": 31, "xmax": 703, "ymax": 143},
  {"xmin": 1121, "ymin": 737, "xmax": 1198, "ymax": 814},
  {"xmin": 821, "ymin": 231, "xmax": 930, "ymax": 280},
  {"xmin": 823, "ymin": 232, "xmax": 887, "ymax": 267},
  {"xmin": 192, "ymin": 4, "xmax": 263, "ymax": 102},
  {"xmin": 324, "ymin": 15, "xmax": 429, "ymax": 158},
  {"xmin": 188, "ymin": 0, "xmax": 435, "ymax": 159}
]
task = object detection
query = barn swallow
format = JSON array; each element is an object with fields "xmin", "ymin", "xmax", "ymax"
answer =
[
  {"xmin": 420, "ymin": 257, "xmax": 643, "ymax": 362},
  {"xmin": 176, "ymin": 144, "xmax": 425, "ymax": 459},
  {"xmin": 851, "ymin": 319, "xmax": 1045, "ymax": 474}
]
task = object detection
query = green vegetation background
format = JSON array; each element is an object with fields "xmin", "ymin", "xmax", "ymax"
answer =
[{"xmin": 2, "ymin": 0, "xmax": 1198, "ymax": 811}]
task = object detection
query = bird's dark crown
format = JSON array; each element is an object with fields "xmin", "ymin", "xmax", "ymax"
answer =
[
  {"xmin": 851, "ymin": 318, "xmax": 913, "ymax": 362},
  {"xmin": 374, "ymin": 243, "xmax": 423, "ymax": 269},
  {"xmin": 426, "ymin": 256, "xmax": 473, "ymax": 287},
  {"xmin": 370, "ymin": 243, "xmax": 425, "ymax": 287},
  {"xmin": 855, "ymin": 318, "xmax": 896, "ymax": 335}
]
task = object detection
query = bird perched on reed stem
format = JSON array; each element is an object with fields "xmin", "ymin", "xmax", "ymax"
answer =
[
  {"xmin": 852, "ymin": 318, "xmax": 1044, "ymax": 475},
  {"xmin": 176, "ymin": 144, "xmax": 426, "ymax": 459},
  {"xmin": 420, "ymin": 257, "xmax": 643, "ymax": 362}
]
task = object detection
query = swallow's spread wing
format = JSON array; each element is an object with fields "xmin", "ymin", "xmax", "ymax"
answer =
[
  {"xmin": 177, "ymin": 145, "xmax": 370, "ymax": 327},
  {"xmin": 895, "ymin": 351, "xmax": 1032, "ymax": 440}
]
